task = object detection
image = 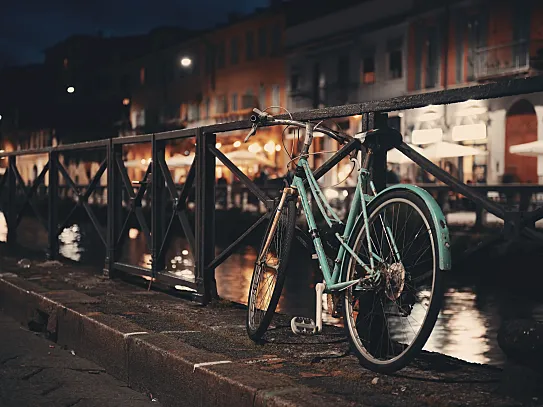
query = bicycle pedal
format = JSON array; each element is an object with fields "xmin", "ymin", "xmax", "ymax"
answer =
[{"xmin": 290, "ymin": 317, "xmax": 317, "ymax": 336}]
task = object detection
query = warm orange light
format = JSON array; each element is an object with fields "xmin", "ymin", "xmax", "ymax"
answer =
[{"xmin": 122, "ymin": 98, "xmax": 130, "ymax": 105}]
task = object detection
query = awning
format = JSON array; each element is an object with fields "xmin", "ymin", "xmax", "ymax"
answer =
[
  {"xmin": 167, "ymin": 154, "xmax": 195, "ymax": 167},
  {"xmin": 167, "ymin": 151, "xmax": 275, "ymax": 168},
  {"xmin": 218, "ymin": 150, "xmax": 275, "ymax": 167},
  {"xmin": 387, "ymin": 144, "xmax": 424, "ymax": 164},
  {"xmin": 421, "ymin": 141, "xmax": 487, "ymax": 159},
  {"xmin": 509, "ymin": 140, "xmax": 543, "ymax": 157},
  {"xmin": 123, "ymin": 160, "xmax": 149, "ymax": 168}
]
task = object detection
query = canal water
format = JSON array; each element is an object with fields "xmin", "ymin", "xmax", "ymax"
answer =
[{"xmin": 2, "ymin": 211, "xmax": 543, "ymax": 367}]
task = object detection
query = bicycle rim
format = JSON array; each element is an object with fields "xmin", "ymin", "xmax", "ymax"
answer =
[
  {"xmin": 344, "ymin": 193, "xmax": 442, "ymax": 372},
  {"xmin": 247, "ymin": 199, "xmax": 295, "ymax": 339}
]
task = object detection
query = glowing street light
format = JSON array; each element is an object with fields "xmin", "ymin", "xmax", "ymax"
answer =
[
  {"xmin": 233, "ymin": 141, "xmax": 241, "ymax": 148},
  {"xmin": 67, "ymin": 86, "xmax": 75, "ymax": 93},
  {"xmin": 122, "ymin": 98, "xmax": 130, "ymax": 106},
  {"xmin": 180, "ymin": 57, "xmax": 192, "ymax": 67},
  {"xmin": 0, "ymin": 114, "xmax": 2, "ymax": 120}
]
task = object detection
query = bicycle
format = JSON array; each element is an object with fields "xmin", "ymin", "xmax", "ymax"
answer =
[{"xmin": 245, "ymin": 108, "xmax": 452, "ymax": 373}]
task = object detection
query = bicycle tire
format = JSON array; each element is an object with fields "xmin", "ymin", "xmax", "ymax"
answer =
[
  {"xmin": 246, "ymin": 198, "xmax": 297, "ymax": 341},
  {"xmin": 343, "ymin": 189, "xmax": 444, "ymax": 373}
]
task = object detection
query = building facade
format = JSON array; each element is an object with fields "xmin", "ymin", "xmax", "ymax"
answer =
[
  {"xmin": 127, "ymin": 7, "xmax": 289, "ymax": 182},
  {"xmin": 405, "ymin": 0, "xmax": 543, "ymax": 184},
  {"xmin": 286, "ymin": 0, "xmax": 543, "ymax": 185}
]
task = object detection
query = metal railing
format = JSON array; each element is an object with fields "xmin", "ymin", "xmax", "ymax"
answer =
[{"xmin": 2, "ymin": 76, "xmax": 543, "ymax": 304}]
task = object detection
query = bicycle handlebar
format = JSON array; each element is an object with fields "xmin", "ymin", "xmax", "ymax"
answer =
[{"xmin": 245, "ymin": 108, "xmax": 353, "ymax": 145}]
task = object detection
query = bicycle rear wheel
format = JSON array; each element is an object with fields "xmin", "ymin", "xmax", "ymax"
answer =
[
  {"xmin": 246, "ymin": 198, "xmax": 296, "ymax": 341},
  {"xmin": 343, "ymin": 189, "xmax": 444, "ymax": 373}
]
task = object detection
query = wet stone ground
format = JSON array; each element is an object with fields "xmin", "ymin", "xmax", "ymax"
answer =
[
  {"xmin": 0, "ymin": 312, "xmax": 162, "ymax": 407},
  {"xmin": 0, "ymin": 251, "xmax": 540, "ymax": 407}
]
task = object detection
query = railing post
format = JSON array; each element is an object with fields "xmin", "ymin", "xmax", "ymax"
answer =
[
  {"xmin": 365, "ymin": 112, "xmax": 388, "ymax": 192},
  {"xmin": 47, "ymin": 151, "xmax": 59, "ymax": 260},
  {"xmin": 151, "ymin": 134, "xmax": 166, "ymax": 276},
  {"xmin": 104, "ymin": 140, "xmax": 122, "ymax": 278},
  {"xmin": 7, "ymin": 156, "xmax": 17, "ymax": 245},
  {"xmin": 195, "ymin": 129, "xmax": 218, "ymax": 304}
]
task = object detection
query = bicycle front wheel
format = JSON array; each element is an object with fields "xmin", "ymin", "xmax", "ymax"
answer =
[
  {"xmin": 343, "ymin": 189, "xmax": 444, "ymax": 373},
  {"xmin": 246, "ymin": 198, "xmax": 296, "ymax": 341}
]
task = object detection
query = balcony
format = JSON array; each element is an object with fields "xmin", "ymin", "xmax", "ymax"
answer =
[{"xmin": 472, "ymin": 40, "xmax": 543, "ymax": 81}]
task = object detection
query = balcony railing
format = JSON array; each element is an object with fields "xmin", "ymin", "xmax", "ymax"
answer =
[{"xmin": 473, "ymin": 39, "xmax": 543, "ymax": 80}]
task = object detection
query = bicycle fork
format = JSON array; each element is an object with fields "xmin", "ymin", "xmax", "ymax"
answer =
[{"xmin": 258, "ymin": 187, "xmax": 297, "ymax": 264}]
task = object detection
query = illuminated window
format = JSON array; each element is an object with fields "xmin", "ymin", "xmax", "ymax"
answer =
[
  {"xmin": 362, "ymin": 56, "xmax": 375, "ymax": 84},
  {"xmin": 140, "ymin": 67, "xmax": 145, "ymax": 85}
]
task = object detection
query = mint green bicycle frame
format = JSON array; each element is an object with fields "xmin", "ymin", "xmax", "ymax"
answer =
[{"xmin": 289, "ymin": 153, "xmax": 452, "ymax": 294}]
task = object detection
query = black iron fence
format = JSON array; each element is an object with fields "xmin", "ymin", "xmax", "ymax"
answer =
[{"xmin": 2, "ymin": 76, "xmax": 543, "ymax": 304}]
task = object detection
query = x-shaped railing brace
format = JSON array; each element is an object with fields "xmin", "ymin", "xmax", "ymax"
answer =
[
  {"xmin": 115, "ymin": 156, "xmax": 152, "ymax": 250},
  {"xmin": 155, "ymin": 154, "xmax": 196, "ymax": 261},
  {"xmin": 206, "ymin": 145, "xmax": 274, "ymax": 270},
  {"xmin": 56, "ymin": 157, "xmax": 108, "ymax": 246},
  {"xmin": 9, "ymin": 161, "xmax": 49, "ymax": 231}
]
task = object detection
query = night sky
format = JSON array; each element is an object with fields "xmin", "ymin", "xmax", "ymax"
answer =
[{"xmin": 1, "ymin": 0, "xmax": 268, "ymax": 67}]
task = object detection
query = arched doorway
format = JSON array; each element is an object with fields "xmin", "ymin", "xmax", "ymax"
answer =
[{"xmin": 505, "ymin": 99, "xmax": 538, "ymax": 183}]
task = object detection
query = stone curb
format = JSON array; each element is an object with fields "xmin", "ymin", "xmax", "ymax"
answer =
[{"xmin": 0, "ymin": 276, "xmax": 356, "ymax": 407}]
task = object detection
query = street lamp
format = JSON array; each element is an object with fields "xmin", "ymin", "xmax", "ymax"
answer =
[
  {"xmin": 67, "ymin": 86, "xmax": 75, "ymax": 94},
  {"xmin": 180, "ymin": 57, "xmax": 192, "ymax": 67},
  {"xmin": 0, "ymin": 114, "xmax": 2, "ymax": 121}
]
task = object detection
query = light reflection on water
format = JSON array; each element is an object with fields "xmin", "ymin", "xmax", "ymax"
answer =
[
  {"xmin": 2, "ymin": 212, "xmax": 541, "ymax": 366},
  {"xmin": 0, "ymin": 212, "xmax": 7, "ymax": 242},
  {"xmin": 58, "ymin": 224, "xmax": 83, "ymax": 262}
]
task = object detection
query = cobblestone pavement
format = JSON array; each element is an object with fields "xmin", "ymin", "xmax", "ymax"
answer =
[{"xmin": 0, "ymin": 313, "xmax": 162, "ymax": 407}]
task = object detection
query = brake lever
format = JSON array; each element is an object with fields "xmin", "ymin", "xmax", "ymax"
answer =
[{"xmin": 245, "ymin": 125, "xmax": 257, "ymax": 143}]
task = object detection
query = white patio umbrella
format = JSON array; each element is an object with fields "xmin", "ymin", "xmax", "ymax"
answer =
[
  {"xmin": 387, "ymin": 144, "xmax": 424, "ymax": 164},
  {"xmin": 218, "ymin": 150, "xmax": 275, "ymax": 167},
  {"xmin": 167, "ymin": 154, "xmax": 195, "ymax": 167},
  {"xmin": 421, "ymin": 141, "xmax": 487, "ymax": 159},
  {"xmin": 509, "ymin": 140, "xmax": 543, "ymax": 157},
  {"xmin": 165, "ymin": 151, "xmax": 275, "ymax": 168},
  {"xmin": 123, "ymin": 159, "xmax": 149, "ymax": 168}
]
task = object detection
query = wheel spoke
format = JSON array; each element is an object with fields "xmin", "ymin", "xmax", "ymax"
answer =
[
  {"xmin": 247, "ymin": 200, "xmax": 295, "ymax": 339},
  {"xmin": 344, "ymin": 194, "xmax": 441, "ymax": 369}
]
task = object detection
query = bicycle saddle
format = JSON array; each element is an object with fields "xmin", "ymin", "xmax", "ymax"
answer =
[{"xmin": 362, "ymin": 128, "xmax": 403, "ymax": 152}]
